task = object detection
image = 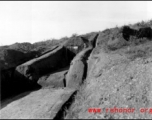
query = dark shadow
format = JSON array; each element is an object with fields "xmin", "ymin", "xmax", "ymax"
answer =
[
  {"xmin": 82, "ymin": 49, "xmax": 92, "ymax": 81},
  {"xmin": 63, "ymin": 71, "xmax": 68, "ymax": 87},
  {"xmin": 34, "ymin": 46, "xmax": 75, "ymax": 77},
  {"xmin": 81, "ymin": 34, "xmax": 99, "ymax": 82},
  {"xmin": 1, "ymin": 67, "xmax": 41, "ymax": 101},
  {"xmin": 0, "ymin": 46, "xmax": 75, "ymax": 102},
  {"xmin": 53, "ymin": 91, "xmax": 77, "ymax": 120},
  {"xmin": 82, "ymin": 60, "xmax": 88, "ymax": 81},
  {"xmin": 0, "ymin": 66, "xmax": 71, "ymax": 109},
  {"xmin": 1, "ymin": 87, "xmax": 40, "ymax": 110},
  {"xmin": 92, "ymin": 33, "xmax": 99, "ymax": 48},
  {"xmin": 122, "ymin": 26, "xmax": 152, "ymax": 41}
]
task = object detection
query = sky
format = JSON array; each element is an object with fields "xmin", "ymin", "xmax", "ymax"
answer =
[{"xmin": 0, "ymin": 1, "xmax": 152, "ymax": 46}]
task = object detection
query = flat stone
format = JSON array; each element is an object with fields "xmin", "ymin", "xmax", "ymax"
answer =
[{"xmin": 0, "ymin": 88, "xmax": 76, "ymax": 119}]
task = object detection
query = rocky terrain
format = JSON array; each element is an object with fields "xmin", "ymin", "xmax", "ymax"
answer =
[{"xmin": 0, "ymin": 20, "xmax": 152, "ymax": 119}]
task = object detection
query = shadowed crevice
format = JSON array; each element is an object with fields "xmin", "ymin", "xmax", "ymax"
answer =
[
  {"xmin": 54, "ymin": 33, "xmax": 99, "ymax": 119},
  {"xmin": 53, "ymin": 91, "xmax": 77, "ymax": 120}
]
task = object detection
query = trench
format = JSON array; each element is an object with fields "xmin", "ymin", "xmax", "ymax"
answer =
[
  {"xmin": 0, "ymin": 34, "xmax": 99, "ymax": 118},
  {"xmin": 0, "ymin": 46, "xmax": 75, "ymax": 101},
  {"xmin": 53, "ymin": 91, "xmax": 77, "ymax": 120},
  {"xmin": 53, "ymin": 33, "xmax": 99, "ymax": 119}
]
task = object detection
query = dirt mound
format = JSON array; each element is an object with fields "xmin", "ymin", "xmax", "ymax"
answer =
[
  {"xmin": 66, "ymin": 35, "xmax": 152, "ymax": 119},
  {"xmin": 14, "ymin": 46, "xmax": 75, "ymax": 83}
]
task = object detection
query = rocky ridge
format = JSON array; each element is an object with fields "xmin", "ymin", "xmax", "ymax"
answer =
[{"xmin": 1, "ymin": 20, "xmax": 152, "ymax": 119}]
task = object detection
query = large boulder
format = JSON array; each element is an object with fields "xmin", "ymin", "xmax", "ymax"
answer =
[
  {"xmin": 0, "ymin": 49, "xmax": 40, "ymax": 100},
  {"xmin": 66, "ymin": 47, "xmax": 93, "ymax": 89},
  {"xmin": 14, "ymin": 46, "xmax": 75, "ymax": 83},
  {"xmin": 1, "ymin": 45, "xmax": 75, "ymax": 100},
  {"xmin": 0, "ymin": 88, "xmax": 76, "ymax": 119},
  {"xmin": 37, "ymin": 69, "xmax": 68, "ymax": 88},
  {"xmin": 65, "ymin": 33, "xmax": 99, "ymax": 89},
  {"xmin": 0, "ymin": 66, "xmax": 41, "ymax": 100}
]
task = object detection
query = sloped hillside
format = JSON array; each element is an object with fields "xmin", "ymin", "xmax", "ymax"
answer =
[{"xmin": 65, "ymin": 20, "xmax": 152, "ymax": 119}]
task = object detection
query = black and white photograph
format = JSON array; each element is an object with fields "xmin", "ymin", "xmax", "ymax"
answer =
[{"xmin": 0, "ymin": 1, "xmax": 152, "ymax": 119}]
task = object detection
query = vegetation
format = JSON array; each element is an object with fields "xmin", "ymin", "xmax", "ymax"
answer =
[{"xmin": 65, "ymin": 19, "xmax": 152, "ymax": 119}]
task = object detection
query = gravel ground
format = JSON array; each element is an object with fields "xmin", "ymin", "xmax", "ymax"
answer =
[{"xmin": 65, "ymin": 43, "xmax": 152, "ymax": 119}]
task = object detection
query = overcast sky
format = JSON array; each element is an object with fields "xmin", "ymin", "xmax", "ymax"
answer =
[{"xmin": 0, "ymin": 1, "xmax": 152, "ymax": 46}]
